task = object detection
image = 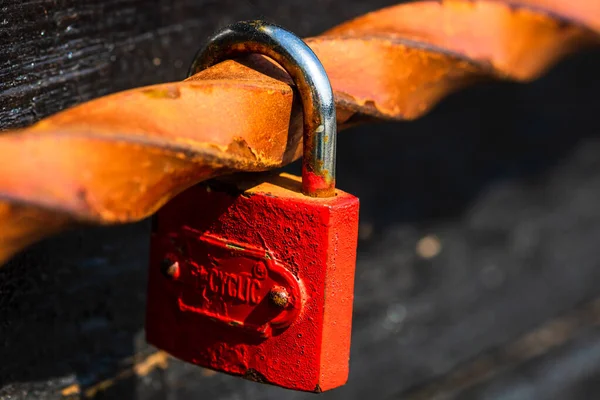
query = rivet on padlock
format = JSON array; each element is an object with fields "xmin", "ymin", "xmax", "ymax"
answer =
[{"xmin": 146, "ymin": 20, "xmax": 360, "ymax": 392}]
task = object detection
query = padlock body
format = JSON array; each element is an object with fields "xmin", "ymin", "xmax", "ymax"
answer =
[{"xmin": 146, "ymin": 172, "xmax": 359, "ymax": 392}]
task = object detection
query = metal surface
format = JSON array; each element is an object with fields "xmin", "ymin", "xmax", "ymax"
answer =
[
  {"xmin": 150, "ymin": 25, "xmax": 356, "ymax": 391},
  {"xmin": 0, "ymin": 0, "xmax": 598, "ymax": 265},
  {"xmin": 147, "ymin": 173, "xmax": 359, "ymax": 392},
  {"xmin": 189, "ymin": 21, "xmax": 337, "ymax": 197}
]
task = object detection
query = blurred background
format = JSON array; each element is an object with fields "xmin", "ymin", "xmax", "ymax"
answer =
[{"xmin": 1, "ymin": 0, "xmax": 600, "ymax": 399}]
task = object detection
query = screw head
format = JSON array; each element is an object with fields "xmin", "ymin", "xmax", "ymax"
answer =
[
  {"xmin": 269, "ymin": 286, "xmax": 289, "ymax": 308},
  {"xmin": 160, "ymin": 258, "xmax": 179, "ymax": 279}
]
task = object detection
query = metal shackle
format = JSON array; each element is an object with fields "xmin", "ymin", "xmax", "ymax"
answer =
[{"xmin": 188, "ymin": 21, "xmax": 337, "ymax": 198}]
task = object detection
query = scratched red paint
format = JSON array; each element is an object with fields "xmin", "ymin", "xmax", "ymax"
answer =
[
  {"xmin": 302, "ymin": 169, "xmax": 335, "ymax": 196},
  {"xmin": 146, "ymin": 172, "xmax": 359, "ymax": 392}
]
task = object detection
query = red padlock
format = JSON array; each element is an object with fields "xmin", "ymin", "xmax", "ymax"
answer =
[{"xmin": 146, "ymin": 21, "xmax": 359, "ymax": 392}]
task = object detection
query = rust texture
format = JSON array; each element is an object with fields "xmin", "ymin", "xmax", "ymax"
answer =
[{"xmin": 0, "ymin": 0, "xmax": 598, "ymax": 264}]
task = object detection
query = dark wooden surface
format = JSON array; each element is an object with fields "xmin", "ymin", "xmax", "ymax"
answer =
[{"xmin": 2, "ymin": 1, "xmax": 600, "ymax": 399}]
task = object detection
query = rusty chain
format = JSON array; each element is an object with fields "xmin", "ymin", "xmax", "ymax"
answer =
[{"xmin": 0, "ymin": 0, "xmax": 598, "ymax": 264}]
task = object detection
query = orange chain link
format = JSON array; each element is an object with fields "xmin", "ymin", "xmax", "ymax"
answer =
[{"xmin": 0, "ymin": 0, "xmax": 598, "ymax": 264}]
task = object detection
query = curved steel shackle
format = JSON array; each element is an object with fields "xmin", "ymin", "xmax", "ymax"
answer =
[{"xmin": 188, "ymin": 20, "xmax": 337, "ymax": 198}]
